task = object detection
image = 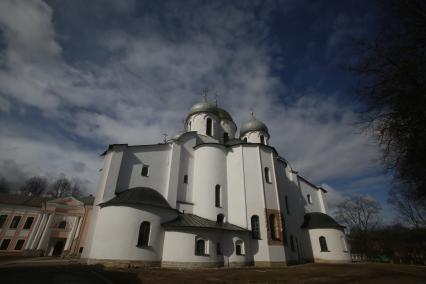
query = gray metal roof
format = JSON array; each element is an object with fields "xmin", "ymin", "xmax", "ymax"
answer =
[
  {"xmin": 301, "ymin": 212, "xmax": 345, "ymax": 230},
  {"xmin": 99, "ymin": 187, "xmax": 172, "ymax": 209},
  {"xmin": 240, "ymin": 118, "xmax": 269, "ymax": 137},
  {"xmin": 162, "ymin": 213, "xmax": 249, "ymax": 232},
  {"xmin": 187, "ymin": 102, "xmax": 234, "ymax": 122}
]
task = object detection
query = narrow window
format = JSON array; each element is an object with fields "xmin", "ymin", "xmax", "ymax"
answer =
[
  {"xmin": 0, "ymin": 239, "xmax": 11, "ymax": 250},
  {"xmin": 79, "ymin": 247, "xmax": 84, "ymax": 253},
  {"xmin": 141, "ymin": 165, "xmax": 149, "ymax": 177},
  {"xmin": 223, "ymin": 132, "xmax": 229, "ymax": 143},
  {"xmin": 341, "ymin": 236, "xmax": 348, "ymax": 252},
  {"xmin": 243, "ymin": 137, "xmax": 247, "ymax": 142},
  {"xmin": 251, "ymin": 215, "xmax": 260, "ymax": 239},
  {"xmin": 14, "ymin": 239, "xmax": 25, "ymax": 250},
  {"xmin": 58, "ymin": 221, "xmax": 67, "ymax": 229},
  {"xmin": 9, "ymin": 216, "xmax": 21, "ymax": 229},
  {"xmin": 137, "ymin": 221, "xmax": 150, "ymax": 247},
  {"xmin": 285, "ymin": 196, "xmax": 290, "ymax": 215},
  {"xmin": 235, "ymin": 240, "xmax": 244, "ymax": 255},
  {"xmin": 0, "ymin": 215, "xmax": 7, "ymax": 228},
  {"xmin": 260, "ymin": 135, "xmax": 265, "ymax": 144},
  {"xmin": 215, "ymin": 185, "xmax": 221, "ymax": 207},
  {"xmin": 319, "ymin": 236, "xmax": 328, "ymax": 252},
  {"xmin": 264, "ymin": 167, "xmax": 271, "ymax": 183},
  {"xmin": 189, "ymin": 121, "xmax": 192, "ymax": 131},
  {"xmin": 195, "ymin": 239, "xmax": 205, "ymax": 255},
  {"xmin": 290, "ymin": 235, "xmax": 295, "ymax": 252},
  {"xmin": 183, "ymin": 174, "xmax": 188, "ymax": 184},
  {"xmin": 216, "ymin": 242, "xmax": 222, "ymax": 255},
  {"xmin": 23, "ymin": 217, "xmax": 34, "ymax": 229},
  {"xmin": 206, "ymin": 118, "xmax": 212, "ymax": 136},
  {"xmin": 307, "ymin": 194, "xmax": 312, "ymax": 204},
  {"xmin": 269, "ymin": 214, "xmax": 277, "ymax": 240},
  {"xmin": 217, "ymin": 214, "xmax": 224, "ymax": 224}
]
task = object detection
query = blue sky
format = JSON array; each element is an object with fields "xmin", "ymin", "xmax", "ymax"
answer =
[{"xmin": 0, "ymin": 1, "xmax": 394, "ymax": 219}]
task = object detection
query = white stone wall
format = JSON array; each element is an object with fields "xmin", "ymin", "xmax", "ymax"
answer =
[
  {"xmin": 308, "ymin": 228, "xmax": 351, "ymax": 263},
  {"xmin": 87, "ymin": 206, "xmax": 176, "ymax": 261},
  {"xmin": 299, "ymin": 179, "xmax": 323, "ymax": 213}
]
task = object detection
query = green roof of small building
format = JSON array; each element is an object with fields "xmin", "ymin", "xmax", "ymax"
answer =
[
  {"xmin": 162, "ymin": 213, "xmax": 249, "ymax": 232},
  {"xmin": 301, "ymin": 212, "xmax": 345, "ymax": 230},
  {"xmin": 99, "ymin": 187, "xmax": 172, "ymax": 210}
]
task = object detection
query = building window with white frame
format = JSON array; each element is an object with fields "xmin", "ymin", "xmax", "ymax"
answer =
[
  {"xmin": 260, "ymin": 135, "xmax": 265, "ymax": 145},
  {"xmin": 264, "ymin": 167, "xmax": 271, "ymax": 183},
  {"xmin": 183, "ymin": 174, "xmax": 188, "ymax": 184},
  {"xmin": 9, "ymin": 216, "xmax": 21, "ymax": 229},
  {"xmin": 0, "ymin": 239, "xmax": 11, "ymax": 250},
  {"xmin": 141, "ymin": 165, "xmax": 149, "ymax": 177},
  {"xmin": 307, "ymin": 194, "xmax": 312, "ymax": 204},
  {"xmin": 23, "ymin": 217, "xmax": 34, "ymax": 229},
  {"xmin": 319, "ymin": 236, "xmax": 329, "ymax": 252},
  {"xmin": 195, "ymin": 238, "xmax": 207, "ymax": 256},
  {"xmin": 14, "ymin": 239, "xmax": 25, "ymax": 251},
  {"xmin": 251, "ymin": 215, "xmax": 260, "ymax": 239},
  {"xmin": 137, "ymin": 221, "xmax": 150, "ymax": 247},
  {"xmin": 215, "ymin": 185, "xmax": 221, "ymax": 207},
  {"xmin": 235, "ymin": 240, "xmax": 244, "ymax": 255}
]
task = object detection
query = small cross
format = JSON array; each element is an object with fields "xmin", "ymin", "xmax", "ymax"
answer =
[
  {"xmin": 162, "ymin": 133, "xmax": 168, "ymax": 143},
  {"xmin": 201, "ymin": 87, "xmax": 208, "ymax": 102},
  {"xmin": 250, "ymin": 109, "xmax": 255, "ymax": 119}
]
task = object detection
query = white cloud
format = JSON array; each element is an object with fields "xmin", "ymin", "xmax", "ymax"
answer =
[{"xmin": 0, "ymin": 0, "xmax": 385, "ymax": 197}]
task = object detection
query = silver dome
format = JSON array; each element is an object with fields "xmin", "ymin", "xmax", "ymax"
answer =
[
  {"xmin": 240, "ymin": 118, "xmax": 269, "ymax": 137},
  {"xmin": 187, "ymin": 102, "xmax": 234, "ymax": 122}
]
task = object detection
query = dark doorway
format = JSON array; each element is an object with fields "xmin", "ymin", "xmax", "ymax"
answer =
[{"xmin": 52, "ymin": 241, "xmax": 64, "ymax": 257}]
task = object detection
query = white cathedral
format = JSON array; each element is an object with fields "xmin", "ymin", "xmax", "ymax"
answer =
[{"xmin": 82, "ymin": 99, "xmax": 351, "ymax": 267}]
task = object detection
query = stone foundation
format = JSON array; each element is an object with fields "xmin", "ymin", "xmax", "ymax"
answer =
[
  {"xmin": 253, "ymin": 261, "xmax": 288, "ymax": 267},
  {"xmin": 314, "ymin": 258, "xmax": 351, "ymax": 264},
  {"xmin": 85, "ymin": 258, "xmax": 161, "ymax": 268}
]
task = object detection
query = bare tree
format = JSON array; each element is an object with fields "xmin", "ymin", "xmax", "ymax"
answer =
[
  {"xmin": 335, "ymin": 196, "xmax": 382, "ymax": 232},
  {"xmin": 48, "ymin": 178, "xmax": 72, "ymax": 198},
  {"xmin": 20, "ymin": 176, "xmax": 48, "ymax": 196},
  {"xmin": 388, "ymin": 186, "xmax": 426, "ymax": 228}
]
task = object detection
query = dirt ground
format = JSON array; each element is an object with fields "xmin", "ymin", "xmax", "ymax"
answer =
[{"xmin": 134, "ymin": 263, "xmax": 426, "ymax": 284}]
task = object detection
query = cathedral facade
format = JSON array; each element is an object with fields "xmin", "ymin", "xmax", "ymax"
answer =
[{"xmin": 82, "ymin": 101, "xmax": 351, "ymax": 267}]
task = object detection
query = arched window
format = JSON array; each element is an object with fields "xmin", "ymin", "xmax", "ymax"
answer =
[
  {"xmin": 206, "ymin": 118, "xmax": 212, "ymax": 136},
  {"xmin": 235, "ymin": 240, "xmax": 244, "ymax": 255},
  {"xmin": 341, "ymin": 236, "xmax": 348, "ymax": 252},
  {"xmin": 243, "ymin": 137, "xmax": 247, "ymax": 142},
  {"xmin": 215, "ymin": 185, "xmax": 221, "ymax": 207},
  {"xmin": 319, "ymin": 236, "xmax": 328, "ymax": 252},
  {"xmin": 137, "ymin": 221, "xmax": 150, "ymax": 247},
  {"xmin": 260, "ymin": 135, "xmax": 265, "ymax": 144},
  {"xmin": 216, "ymin": 242, "xmax": 222, "ymax": 255},
  {"xmin": 189, "ymin": 121, "xmax": 191, "ymax": 130},
  {"xmin": 285, "ymin": 196, "xmax": 290, "ymax": 215},
  {"xmin": 58, "ymin": 221, "xmax": 66, "ymax": 229},
  {"xmin": 223, "ymin": 132, "xmax": 229, "ymax": 143},
  {"xmin": 195, "ymin": 239, "xmax": 205, "ymax": 255},
  {"xmin": 290, "ymin": 235, "xmax": 295, "ymax": 252},
  {"xmin": 307, "ymin": 194, "xmax": 312, "ymax": 204},
  {"xmin": 183, "ymin": 174, "xmax": 188, "ymax": 184},
  {"xmin": 251, "ymin": 215, "xmax": 260, "ymax": 239},
  {"xmin": 264, "ymin": 167, "xmax": 271, "ymax": 183},
  {"xmin": 269, "ymin": 214, "xmax": 278, "ymax": 240},
  {"xmin": 217, "ymin": 214, "xmax": 224, "ymax": 224}
]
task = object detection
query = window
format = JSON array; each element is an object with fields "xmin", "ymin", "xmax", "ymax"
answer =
[
  {"xmin": 189, "ymin": 121, "xmax": 191, "ymax": 131},
  {"xmin": 319, "ymin": 236, "xmax": 328, "ymax": 252},
  {"xmin": 264, "ymin": 167, "xmax": 271, "ymax": 183},
  {"xmin": 14, "ymin": 239, "xmax": 25, "ymax": 250},
  {"xmin": 0, "ymin": 215, "xmax": 7, "ymax": 228},
  {"xmin": 0, "ymin": 239, "xmax": 10, "ymax": 250},
  {"xmin": 260, "ymin": 135, "xmax": 265, "ymax": 144},
  {"xmin": 251, "ymin": 215, "xmax": 260, "ymax": 239},
  {"xmin": 216, "ymin": 242, "xmax": 222, "ymax": 255},
  {"xmin": 141, "ymin": 165, "xmax": 149, "ymax": 177},
  {"xmin": 341, "ymin": 236, "xmax": 348, "ymax": 252},
  {"xmin": 183, "ymin": 174, "xmax": 188, "ymax": 184},
  {"xmin": 223, "ymin": 132, "xmax": 229, "ymax": 143},
  {"xmin": 79, "ymin": 247, "xmax": 84, "ymax": 253},
  {"xmin": 9, "ymin": 216, "xmax": 21, "ymax": 229},
  {"xmin": 235, "ymin": 240, "xmax": 244, "ymax": 255},
  {"xmin": 206, "ymin": 118, "xmax": 212, "ymax": 136},
  {"xmin": 285, "ymin": 196, "xmax": 290, "ymax": 215},
  {"xmin": 23, "ymin": 217, "xmax": 34, "ymax": 229},
  {"xmin": 243, "ymin": 137, "xmax": 247, "ymax": 142},
  {"xmin": 58, "ymin": 221, "xmax": 67, "ymax": 229},
  {"xmin": 269, "ymin": 214, "xmax": 278, "ymax": 240},
  {"xmin": 290, "ymin": 235, "xmax": 295, "ymax": 252},
  {"xmin": 307, "ymin": 194, "xmax": 312, "ymax": 204},
  {"xmin": 195, "ymin": 239, "xmax": 206, "ymax": 255},
  {"xmin": 137, "ymin": 221, "xmax": 150, "ymax": 247},
  {"xmin": 215, "ymin": 185, "xmax": 221, "ymax": 207},
  {"xmin": 216, "ymin": 214, "xmax": 224, "ymax": 224}
]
